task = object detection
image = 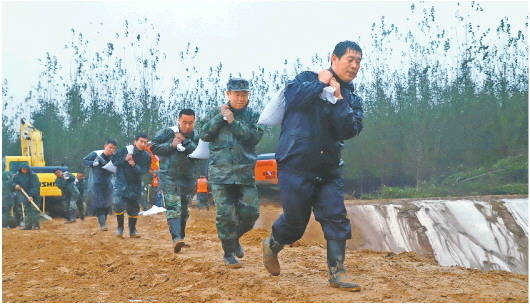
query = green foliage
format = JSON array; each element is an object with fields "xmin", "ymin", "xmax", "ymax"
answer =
[
  {"xmin": 1, "ymin": 3, "xmax": 528, "ymax": 196},
  {"xmin": 365, "ymin": 155, "xmax": 528, "ymax": 199}
]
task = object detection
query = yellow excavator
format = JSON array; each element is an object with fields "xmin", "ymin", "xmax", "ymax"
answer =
[{"xmin": 4, "ymin": 119, "xmax": 71, "ymax": 211}]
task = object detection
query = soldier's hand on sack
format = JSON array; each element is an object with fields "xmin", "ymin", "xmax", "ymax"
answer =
[
  {"xmin": 171, "ymin": 133, "xmax": 185, "ymax": 148},
  {"xmin": 329, "ymin": 77, "xmax": 343, "ymax": 99},
  {"xmin": 96, "ymin": 155, "xmax": 106, "ymax": 165},
  {"xmin": 220, "ymin": 105, "xmax": 234, "ymax": 124},
  {"xmin": 15, "ymin": 184, "xmax": 21, "ymax": 190},
  {"xmin": 125, "ymin": 154, "xmax": 133, "ymax": 161},
  {"xmin": 127, "ymin": 158, "xmax": 136, "ymax": 167},
  {"xmin": 318, "ymin": 69, "xmax": 334, "ymax": 85},
  {"xmin": 92, "ymin": 158, "xmax": 100, "ymax": 167}
]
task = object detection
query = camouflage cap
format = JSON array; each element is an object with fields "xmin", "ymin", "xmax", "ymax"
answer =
[{"xmin": 227, "ymin": 78, "xmax": 250, "ymax": 91}]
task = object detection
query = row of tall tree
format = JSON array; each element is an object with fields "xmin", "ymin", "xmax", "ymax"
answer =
[{"xmin": 2, "ymin": 3, "xmax": 528, "ymax": 195}]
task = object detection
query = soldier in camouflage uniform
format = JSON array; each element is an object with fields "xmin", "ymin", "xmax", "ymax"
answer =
[
  {"xmin": 112, "ymin": 135, "xmax": 151, "ymax": 238},
  {"xmin": 151, "ymin": 109, "xmax": 199, "ymax": 253},
  {"xmin": 54, "ymin": 169, "xmax": 80, "ymax": 223},
  {"xmin": 2, "ymin": 170, "xmax": 17, "ymax": 228},
  {"xmin": 200, "ymin": 78, "xmax": 264, "ymax": 268}
]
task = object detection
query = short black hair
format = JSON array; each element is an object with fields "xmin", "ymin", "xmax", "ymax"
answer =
[
  {"xmin": 333, "ymin": 41, "xmax": 363, "ymax": 58},
  {"xmin": 106, "ymin": 139, "xmax": 117, "ymax": 146},
  {"xmin": 179, "ymin": 109, "xmax": 195, "ymax": 117},
  {"xmin": 54, "ymin": 169, "xmax": 63, "ymax": 173},
  {"xmin": 135, "ymin": 134, "xmax": 148, "ymax": 141}
]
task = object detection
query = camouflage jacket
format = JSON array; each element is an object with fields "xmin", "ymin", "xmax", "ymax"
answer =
[
  {"xmin": 151, "ymin": 128, "xmax": 199, "ymax": 186},
  {"xmin": 200, "ymin": 104, "xmax": 264, "ymax": 185}
]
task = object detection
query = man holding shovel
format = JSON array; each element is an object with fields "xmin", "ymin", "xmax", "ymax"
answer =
[{"xmin": 12, "ymin": 164, "xmax": 41, "ymax": 230}]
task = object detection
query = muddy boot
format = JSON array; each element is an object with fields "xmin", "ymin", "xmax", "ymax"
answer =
[
  {"xmin": 234, "ymin": 239, "xmax": 244, "ymax": 258},
  {"xmin": 327, "ymin": 239, "xmax": 361, "ymax": 292},
  {"xmin": 222, "ymin": 239, "xmax": 242, "ymax": 269},
  {"xmin": 262, "ymin": 234, "xmax": 284, "ymax": 276},
  {"xmin": 97, "ymin": 214, "xmax": 108, "ymax": 231},
  {"xmin": 129, "ymin": 217, "xmax": 141, "ymax": 238},
  {"xmin": 168, "ymin": 218, "xmax": 185, "ymax": 253},
  {"xmin": 115, "ymin": 214, "xmax": 124, "ymax": 238}
]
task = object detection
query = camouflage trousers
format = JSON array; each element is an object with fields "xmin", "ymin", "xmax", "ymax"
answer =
[
  {"xmin": 161, "ymin": 182, "xmax": 194, "ymax": 221},
  {"xmin": 62, "ymin": 193, "xmax": 79, "ymax": 220},
  {"xmin": 211, "ymin": 184, "xmax": 259, "ymax": 241}
]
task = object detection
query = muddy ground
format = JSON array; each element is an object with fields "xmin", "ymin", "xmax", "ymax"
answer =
[{"xmin": 2, "ymin": 204, "xmax": 528, "ymax": 303}]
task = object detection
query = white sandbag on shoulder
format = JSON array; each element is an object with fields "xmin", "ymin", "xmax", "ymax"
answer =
[
  {"xmin": 257, "ymin": 84, "xmax": 339, "ymax": 127},
  {"xmin": 188, "ymin": 139, "xmax": 210, "ymax": 159},
  {"xmin": 258, "ymin": 87, "xmax": 286, "ymax": 126}
]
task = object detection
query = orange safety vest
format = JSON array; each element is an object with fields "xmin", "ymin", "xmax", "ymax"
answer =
[{"xmin": 196, "ymin": 177, "xmax": 208, "ymax": 193}]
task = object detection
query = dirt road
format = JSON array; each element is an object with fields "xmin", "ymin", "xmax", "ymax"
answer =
[{"xmin": 3, "ymin": 205, "xmax": 528, "ymax": 302}]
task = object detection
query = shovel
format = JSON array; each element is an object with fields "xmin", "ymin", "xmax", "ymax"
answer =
[{"xmin": 18, "ymin": 187, "xmax": 52, "ymax": 221}]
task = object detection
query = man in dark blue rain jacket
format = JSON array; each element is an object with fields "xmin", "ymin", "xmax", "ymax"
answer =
[
  {"xmin": 262, "ymin": 41, "xmax": 364, "ymax": 291},
  {"xmin": 83, "ymin": 139, "xmax": 118, "ymax": 230}
]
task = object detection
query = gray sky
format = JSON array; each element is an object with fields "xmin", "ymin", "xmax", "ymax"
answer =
[{"xmin": 2, "ymin": 0, "xmax": 528, "ymax": 105}]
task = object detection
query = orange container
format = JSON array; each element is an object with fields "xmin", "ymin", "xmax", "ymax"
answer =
[
  {"xmin": 196, "ymin": 177, "xmax": 209, "ymax": 193},
  {"xmin": 254, "ymin": 159, "xmax": 278, "ymax": 184}
]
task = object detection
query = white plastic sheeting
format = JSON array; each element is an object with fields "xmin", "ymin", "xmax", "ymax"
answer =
[
  {"xmin": 347, "ymin": 204, "xmax": 427, "ymax": 253},
  {"xmin": 347, "ymin": 198, "xmax": 528, "ymax": 274},
  {"xmin": 139, "ymin": 205, "xmax": 166, "ymax": 216},
  {"xmin": 503, "ymin": 198, "xmax": 528, "ymax": 236},
  {"xmin": 415, "ymin": 200, "xmax": 527, "ymax": 274}
]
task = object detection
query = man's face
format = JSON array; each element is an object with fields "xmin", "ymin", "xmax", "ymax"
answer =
[
  {"xmin": 103, "ymin": 143, "xmax": 117, "ymax": 156},
  {"xmin": 227, "ymin": 90, "xmax": 250, "ymax": 110},
  {"xmin": 20, "ymin": 167, "xmax": 29, "ymax": 174},
  {"xmin": 77, "ymin": 174, "xmax": 85, "ymax": 180},
  {"xmin": 54, "ymin": 170, "xmax": 63, "ymax": 177},
  {"xmin": 134, "ymin": 137, "xmax": 148, "ymax": 151},
  {"xmin": 178, "ymin": 114, "xmax": 196, "ymax": 134},
  {"xmin": 331, "ymin": 49, "xmax": 362, "ymax": 83}
]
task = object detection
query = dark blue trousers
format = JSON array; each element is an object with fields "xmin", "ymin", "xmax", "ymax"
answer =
[{"xmin": 272, "ymin": 169, "xmax": 352, "ymax": 244}]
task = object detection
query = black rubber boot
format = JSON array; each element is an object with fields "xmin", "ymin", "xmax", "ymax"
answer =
[
  {"xmin": 129, "ymin": 217, "xmax": 141, "ymax": 238},
  {"xmin": 67, "ymin": 201, "xmax": 77, "ymax": 223},
  {"xmin": 234, "ymin": 239, "xmax": 244, "ymax": 258},
  {"xmin": 181, "ymin": 218, "xmax": 187, "ymax": 239},
  {"xmin": 97, "ymin": 214, "xmax": 108, "ymax": 231},
  {"xmin": 262, "ymin": 234, "xmax": 284, "ymax": 276},
  {"xmin": 221, "ymin": 239, "xmax": 242, "ymax": 269},
  {"xmin": 327, "ymin": 239, "xmax": 361, "ymax": 292},
  {"xmin": 168, "ymin": 218, "xmax": 185, "ymax": 253},
  {"xmin": 115, "ymin": 214, "xmax": 124, "ymax": 238},
  {"xmin": 65, "ymin": 208, "xmax": 76, "ymax": 223}
]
